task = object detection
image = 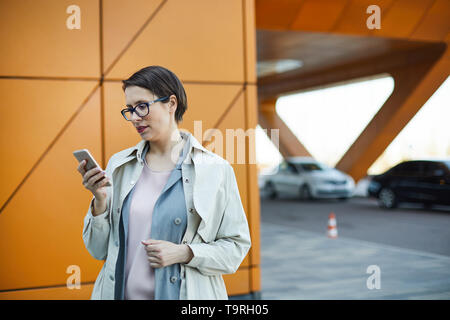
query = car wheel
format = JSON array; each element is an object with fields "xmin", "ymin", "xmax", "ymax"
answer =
[
  {"xmin": 299, "ymin": 184, "xmax": 312, "ymax": 200},
  {"xmin": 378, "ymin": 188, "xmax": 397, "ymax": 209},
  {"xmin": 263, "ymin": 181, "xmax": 277, "ymax": 199}
]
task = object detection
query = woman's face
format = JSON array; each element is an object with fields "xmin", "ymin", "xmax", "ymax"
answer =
[{"xmin": 124, "ymin": 85, "xmax": 176, "ymax": 140}]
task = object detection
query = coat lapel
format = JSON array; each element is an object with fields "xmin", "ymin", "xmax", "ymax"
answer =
[
  {"xmin": 190, "ymin": 147, "xmax": 228, "ymax": 241},
  {"xmin": 109, "ymin": 131, "xmax": 225, "ymax": 235}
]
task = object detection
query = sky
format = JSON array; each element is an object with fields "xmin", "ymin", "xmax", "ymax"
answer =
[{"xmin": 255, "ymin": 75, "xmax": 450, "ymax": 177}]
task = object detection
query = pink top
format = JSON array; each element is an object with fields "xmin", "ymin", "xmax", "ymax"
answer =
[{"xmin": 124, "ymin": 161, "xmax": 172, "ymax": 300}]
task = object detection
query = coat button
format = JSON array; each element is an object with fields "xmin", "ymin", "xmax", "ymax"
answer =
[
  {"xmin": 109, "ymin": 274, "xmax": 114, "ymax": 281},
  {"xmin": 189, "ymin": 208, "xmax": 195, "ymax": 214},
  {"xmin": 182, "ymin": 240, "xmax": 188, "ymax": 244},
  {"xmin": 117, "ymin": 207, "xmax": 120, "ymax": 213},
  {"xmin": 115, "ymin": 240, "xmax": 119, "ymax": 247},
  {"xmin": 170, "ymin": 276, "xmax": 177, "ymax": 283},
  {"xmin": 184, "ymin": 178, "xmax": 189, "ymax": 183},
  {"xmin": 174, "ymin": 217, "xmax": 181, "ymax": 225}
]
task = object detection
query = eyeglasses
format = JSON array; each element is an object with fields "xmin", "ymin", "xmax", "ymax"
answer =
[{"xmin": 121, "ymin": 96, "xmax": 170, "ymax": 121}]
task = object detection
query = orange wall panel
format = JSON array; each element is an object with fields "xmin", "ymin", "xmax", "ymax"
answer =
[
  {"xmin": 410, "ymin": 0, "xmax": 450, "ymax": 41},
  {"xmin": 0, "ymin": 0, "xmax": 259, "ymax": 299},
  {"xmin": 223, "ymin": 267, "xmax": 250, "ymax": 296},
  {"xmin": 0, "ymin": 0, "xmax": 100, "ymax": 78},
  {"xmin": 244, "ymin": 84, "xmax": 261, "ymax": 267},
  {"xmin": 102, "ymin": 0, "xmax": 164, "ymax": 73},
  {"xmin": 374, "ymin": 0, "xmax": 435, "ymax": 38},
  {"xmin": 244, "ymin": 0, "xmax": 257, "ymax": 83},
  {"xmin": 290, "ymin": 0, "xmax": 348, "ymax": 32},
  {"xmin": 105, "ymin": 0, "xmax": 245, "ymax": 83},
  {"xmin": 0, "ymin": 88, "xmax": 104, "ymax": 290},
  {"xmin": 250, "ymin": 265, "xmax": 261, "ymax": 292},
  {"xmin": 0, "ymin": 79, "xmax": 98, "ymax": 209}
]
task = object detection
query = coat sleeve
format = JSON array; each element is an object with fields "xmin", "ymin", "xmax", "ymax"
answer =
[
  {"xmin": 184, "ymin": 163, "xmax": 252, "ymax": 276},
  {"xmin": 82, "ymin": 156, "xmax": 114, "ymax": 260}
]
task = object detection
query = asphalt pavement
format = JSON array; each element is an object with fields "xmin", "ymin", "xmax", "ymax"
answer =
[
  {"xmin": 260, "ymin": 195, "xmax": 450, "ymax": 256},
  {"xmin": 259, "ymin": 195, "xmax": 450, "ymax": 299}
]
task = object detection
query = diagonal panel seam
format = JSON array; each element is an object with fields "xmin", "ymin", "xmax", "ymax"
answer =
[
  {"xmin": 0, "ymin": 84, "xmax": 101, "ymax": 215},
  {"xmin": 203, "ymin": 86, "xmax": 245, "ymax": 145},
  {"xmin": 103, "ymin": 0, "xmax": 168, "ymax": 77},
  {"xmin": 287, "ymin": 0, "xmax": 307, "ymax": 30},
  {"xmin": 329, "ymin": 0, "xmax": 352, "ymax": 32},
  {"xmin": 408, "ymin": 0, "xmax": 438, "ymax": 39}
]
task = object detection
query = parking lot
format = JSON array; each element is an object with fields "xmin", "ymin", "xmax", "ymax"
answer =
[{"xmin": 259, "ymin": 195, "xmax": 450, "ymax": 299}]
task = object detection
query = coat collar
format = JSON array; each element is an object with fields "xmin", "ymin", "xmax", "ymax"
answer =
[{"xmin": 111, "ymin": 130, "xmax": 227, "ymax": 229}]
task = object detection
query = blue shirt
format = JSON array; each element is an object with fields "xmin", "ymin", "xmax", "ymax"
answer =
[{"xmin": 114, "ymin": 137, "xmax": 191, "ymax": 299}]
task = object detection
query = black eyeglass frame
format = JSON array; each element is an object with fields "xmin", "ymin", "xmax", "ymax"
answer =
[{"xmin": 120, "ymin": 96, "xmax": 170, "ymax": 121}]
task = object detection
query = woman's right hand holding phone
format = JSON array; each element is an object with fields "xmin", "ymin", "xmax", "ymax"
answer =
[{"xmin": 77, "ymin": 160, "xmax": 111, "ymax": 215}]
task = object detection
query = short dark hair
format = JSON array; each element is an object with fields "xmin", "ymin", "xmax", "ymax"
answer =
[{"xmin": 122, "ymin": 66, "xmax": 187, "ymax": 123}]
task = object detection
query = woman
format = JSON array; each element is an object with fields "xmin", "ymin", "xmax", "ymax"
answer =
[{"xmin": 77, "ymin": 66, "xmax": 251, "ymax": 300}]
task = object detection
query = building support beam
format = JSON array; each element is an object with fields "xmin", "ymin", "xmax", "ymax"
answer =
[
  {"xmin": 336, "ymin": 44, "xmax": 448, "ymax": 181},
  {"xmin": 258, "ymin": 98, "xmax": 312, "ymax": 159},
  {"xmin": 257, "ymin": 42, "xmax": 447, "ymax": 181}
]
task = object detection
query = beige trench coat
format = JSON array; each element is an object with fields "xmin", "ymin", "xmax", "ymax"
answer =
[{"xmin": 82, "ymin": 131, "xmax": 251, "ymax": 299}]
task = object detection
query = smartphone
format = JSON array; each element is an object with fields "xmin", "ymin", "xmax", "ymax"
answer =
[{"xmin": 73, "ymin": 149, "xmax": 112, "ymax": 187}]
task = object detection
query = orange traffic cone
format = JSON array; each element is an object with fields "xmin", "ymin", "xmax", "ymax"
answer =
[{"xmin": 327, "ymin": 212, "xmax": 338, "ymax": 239}]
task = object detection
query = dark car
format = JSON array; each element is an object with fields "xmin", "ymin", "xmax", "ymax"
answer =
[{"xmin": 368, "ymin": 160, "xmax": 450, "ymax": 209}]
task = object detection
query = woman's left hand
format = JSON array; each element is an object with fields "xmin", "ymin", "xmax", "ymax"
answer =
[{"xmin": 141, "ymin": 239, "xmax": 193, "ymax": 268}]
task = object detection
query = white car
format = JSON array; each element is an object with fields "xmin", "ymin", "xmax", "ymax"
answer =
[{"xmin": 259, "ymin": 157, "xmax": 355, "ymax": 200}]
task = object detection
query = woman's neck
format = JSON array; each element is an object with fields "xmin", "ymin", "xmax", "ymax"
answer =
[{"xmin": 148, "ymin": 129, "xmax": 184, "ymax": 157}]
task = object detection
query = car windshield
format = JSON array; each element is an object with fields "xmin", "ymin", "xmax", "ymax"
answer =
[
  {"xmin": 444, "ymin": 161, "xmax": 450, "ymax": 170},
  {"xmin": 296, "ymin": 163, "xmax": 327, "ymax": 171}
]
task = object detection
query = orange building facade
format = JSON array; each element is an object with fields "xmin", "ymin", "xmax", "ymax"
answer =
[{"xmin": 0, "ymin": 0, "xmax": 260, "ymax": 299}]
